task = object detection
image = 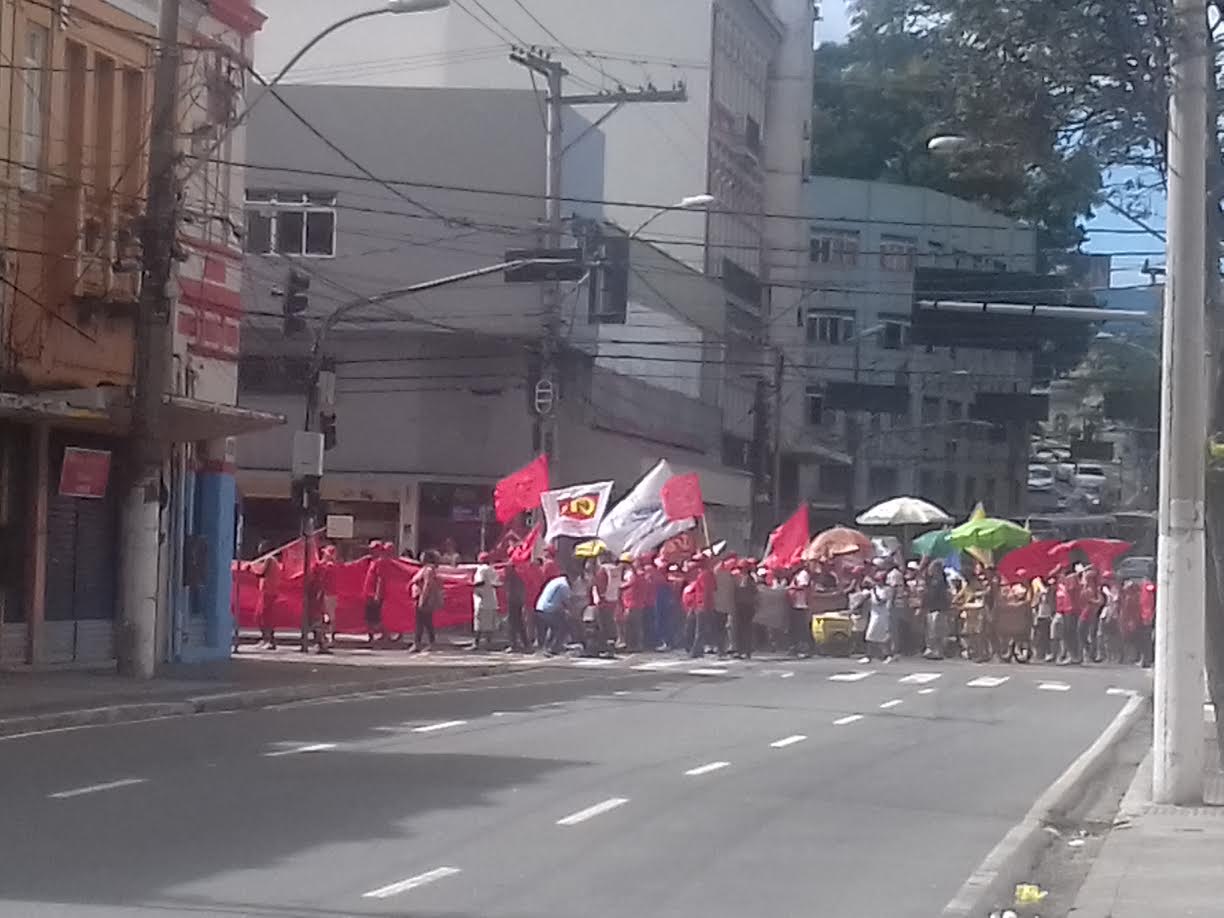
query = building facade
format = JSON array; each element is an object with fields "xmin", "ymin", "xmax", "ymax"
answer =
[
  {"xmin": 774, "ymin": 177, "xmax": 1040, "ymax": 524},
  {"xmin": 0, "ymin": 0, "xmax": 268, "ymax": 667},
  {"xmin": 235, "ymin": 84, "xmax": 752, "ymax": 557}
]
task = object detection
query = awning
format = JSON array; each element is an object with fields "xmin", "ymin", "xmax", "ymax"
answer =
[
  {"xmin": 0, "ymin": 391, "xmax": 115, "ymax": 430},
  {"xmin": 161, "ymin": 395, "xmax": 285, "ymax": 442},
  {"xmin": 790, "ymin": 441, "xmax": 853, "ymax": 465}
]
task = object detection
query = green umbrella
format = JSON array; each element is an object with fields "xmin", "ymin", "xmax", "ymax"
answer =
[
  {"xmin": 948, "ymin": 517, "xmax": 1032, "ymax": 555},
  {"xmin": 912, "ymin": 528, "xmax": 954, "ymax": 559}
]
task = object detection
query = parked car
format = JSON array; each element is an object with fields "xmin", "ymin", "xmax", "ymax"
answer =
[
  {"xmin": 1073, "ymin": 462, "xmax": 1110, "ymax": 493},
  {"xmin": 1027, "ymin": 464, "xmax": 1055, "ymax": 492},
  {"xmin": 1055, "ymin": 461, "xmax": 1075, "ymax": 483},
  {"xmin": 1116, "ymin": 556, "xmax": 1156, "ymax": 582}
]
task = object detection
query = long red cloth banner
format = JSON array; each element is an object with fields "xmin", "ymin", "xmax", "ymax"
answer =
[{"xmin": 232, "ymin": 554, "xmax": 547, "ymax": 635}]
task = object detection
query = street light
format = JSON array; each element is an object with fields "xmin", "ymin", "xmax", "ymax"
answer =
[{"xmin": 629, "ymin": 193, "xmax": 716, "ymax": 238}]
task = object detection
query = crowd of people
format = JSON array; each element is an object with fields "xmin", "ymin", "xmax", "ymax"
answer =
[{"xmin": 246, "ymin": 536, "xmax": 1156, "ymax": 668}]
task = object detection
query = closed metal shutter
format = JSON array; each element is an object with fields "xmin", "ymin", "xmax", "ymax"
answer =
[{"xmin": 43, "ymin": 435, "xmax": 119, "ymax": 664}]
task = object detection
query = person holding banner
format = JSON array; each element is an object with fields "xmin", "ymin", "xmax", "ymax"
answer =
[
  {"xmin": 689, "ymin": 555, "xmax": 720, "ymax": 658},
  {"xmin": 255, "ymin": 541, "xmax": 281, "ymax": 651},
  {"xmin": 409, "ymin": 550, "xmax": 443, "ymax": 652},
  {"xmin": 732, "ymin": 559, "xmax": 758, "ymax": 658},
  {"xmin": 362, "ymin": 541, "xmax": 388, "ymax": 646},
  {"xmin": 472, "ymin": 552, "xmax": 501, "ymax": 651}
]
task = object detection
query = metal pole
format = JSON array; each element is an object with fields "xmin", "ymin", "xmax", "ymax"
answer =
[
  {"xmin": 771, "ymin": 349, "xmax": 785, "ymax": 519},
  {"xmin": 119, "ymin": 0, "xmax": 180, "ymax": 678},
  {"xmin": 1154, "ymin": 0, "xmax": 1208, "ymax": 805},
  {"xmin": 541, "ymin": 60, "xmax": 565, "ymax": 471}
]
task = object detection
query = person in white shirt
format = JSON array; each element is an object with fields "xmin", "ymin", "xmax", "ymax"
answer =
[{"xmin": 471, "ymin": 552, "xmax": 501, "ymax": 650}]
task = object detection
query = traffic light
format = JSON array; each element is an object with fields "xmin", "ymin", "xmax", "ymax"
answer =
[{"xmin": 283, "ymin": 268, "xmax": 310, "ymax": 337}]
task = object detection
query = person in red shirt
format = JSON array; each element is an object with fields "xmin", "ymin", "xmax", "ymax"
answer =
[
  {"xmin": 689, "ymin": 555, "xmax": 719, "ymax": 658},
  {"xmin": 1139, "ymin": 580, "xmax": 1156, "ymax": 668},
  {"xmin": 255, "ymin": 541, "xmax": 282, "ymax": 651},
  {"xmin": 619, "ymin": 557, "xmax": 650, "ymax": 652},
  {"xmin": 1079, "ymin": 568, "xmax": 1103, "ymax": 664},
  {"xmin": 318, "ymin": 545, "xmax": 340, "ymax": 649},
  {"xmin": 362, "ymin": 541, "xmax": 387, "ymax": 646},
  {"xmin": 1056, "ymin": 570, "xmax": 1082, "ymax": 664}
]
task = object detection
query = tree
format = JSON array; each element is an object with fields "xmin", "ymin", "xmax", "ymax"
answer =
[{"xmin": 839, "ymin": 0, "xmax": 1224, "ymax": 755}]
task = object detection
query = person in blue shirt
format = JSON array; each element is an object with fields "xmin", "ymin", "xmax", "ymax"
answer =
[{"xmin": 535, "ymin": 573, "xmax": 572, "ymax": 655}]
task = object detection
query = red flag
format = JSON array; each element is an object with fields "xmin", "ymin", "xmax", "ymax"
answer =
[
  {"xmin": 661, "ymin": 473, "xmax": 704, "ymax": 521},
  {"xmin": 508, "ymin": 523, "xmax": 541, "ymax": 563},
  {"xmin": 494, "ymin": 454, "xmax": 549, "ymax": 523},
  {"xmin": 764, "ymin": 506, "xmax": 810, "ymax": 570}
]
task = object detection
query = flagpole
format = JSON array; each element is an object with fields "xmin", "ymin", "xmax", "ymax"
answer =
[{"xmin": 701, "ymin": 515, "xmax": 712, "ymax": 549}]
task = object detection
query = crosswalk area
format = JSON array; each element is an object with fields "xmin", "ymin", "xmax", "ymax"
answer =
[{"xmin": 499, "ymin": 650, "xmax": 1144, "ymax": 697}]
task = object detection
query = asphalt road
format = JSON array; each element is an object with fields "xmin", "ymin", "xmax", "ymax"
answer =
[{"xmin": 0, "ymin": 656, "xmax": 1149, "ymax": 918}]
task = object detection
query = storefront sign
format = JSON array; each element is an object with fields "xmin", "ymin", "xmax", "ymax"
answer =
[
  {"xmin": 325, "ymin": 514, "xmax": 355, "ymax": 539},
  {"xmin": 59, "ymin": 448, "xmax": 112, "ymax": 499}
]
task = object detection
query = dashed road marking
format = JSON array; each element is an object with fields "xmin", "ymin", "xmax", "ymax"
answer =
[
  {"xmin": 1038, "ymin": 681, "xmax": 1072, "ymax": 692},
  {"xmin": 572, "ymin": 658, "xmax": 616, "ymax": 667},
  {"xmin": 917, "ymin": 688, "xmax": 937, "ymax": 695},
  {"xmin": 412, "ymin": 720, "xmax": 468, "ymax": 733},
  {"xmin": 49, "ymin": 778, "xmax": 148, "ymax": 799},
  {"xmin": 829, "ymin": 671, "xmax": 875, "ymax": 682},
  {"xmin": 966, "ymin": 676, "xmax": 1010, "ymax": 688},
  {"xmin": 613, "ymin": 690, "xmax": 631, "ymax": 696},
  {"xmin": 879, "ymin": 699, "xmax": 904, "ymax": 710},
  {"xmin": 1107, "ymin": 687, "xmax": 1139, "ymax": 697},
  {"xmin": 557, "ymin": 797, "xmax": 629, "ymax": 826},
  {"xmin": 633, "ymin": 660, "xmax": 685, "ymax": 671},
  {"xmin": 833, "ymin": 714, "xmax": 864, "ymax": 726},
  {"xmin": 689, "ymin": 667, "xmax": 729, "ymax": 676},
  {"xmin": 684, "ymin": 761, "xmax": 731, "ymax": 777},
  {"xmin": 264, "ymin": 742, "xmax": 337, "ymax": 758},
  {"xmin": 770, "ymin": 734, "xmax": 807, "ymax": 748},
  {"xmin": 899, "ymin": 672, "xmax": 941, "ymax": 685},
  {"xmin": 362, "ymin": 867, "xmax": 462, "ymax": 899},
  {"xmin": 780, "ymin": 671, "xmax": 795, "ymax": 679}
]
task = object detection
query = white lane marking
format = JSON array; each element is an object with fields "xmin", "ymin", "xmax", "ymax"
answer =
[
  {"xmin": 412, "ymin": 720, "xmax": 468, "ymax": 733},
  {"xmin": 780, "ymin": 671, "xmax": 795, "ymax": 679},
  {"xmin": 833, "ymin": 714, "xmax": 864, "ymax": 726},
  {"xmin": 633, "ymin": 660, "xmax": 684, "ymax": 671},
  {"xmin": 49, "ymin": 777, "xmax": 147, "ymax": 799},
  {"xmin": 491, "ymin": 711, "xmax": 509, "ymax": 717},
  {"xmin": 899, "ymin": 672, "xmax": 942, "ymax": 685},
  {"xmin": 1107, "ymin": 687, "xmax": 1139, "ymax": 697},
  {"xmin": 967, "ymin": 676, "xmax": 1010, "ymax": 688},
  {"xmin": 684, "ymin": 761, "xmax": 731, "ymax": 777},
  {"xmin": 689, "ymin": 667, "xmax": 729, "ymax": 676},
  {"xmin": 572, "ymin": 658, "xmax": 616, "ymax": 667},
  {"xmin": 879, "ymin": 699, "xmax": 904, "ymax": 710},
  {"xmin": 362, "ymin": 866, "xmax": 461, "ymax": 899},
  {"xmin": 1038, "ymin": 681, "xmax": 1072, "ymax": 692},
  {"xmin": 770, "ymin": 734, "xmax": 807, "ymax": 748},
  {"xmin": 829, "ymin": 670, "xmax": 875, "ymax": 682},
  {"xmin": 917, "ymin": 688, "xmax": 937, "ymax": 695},
  {"xmin": 556, "ymin": 797, "xmax": 629, "ymax": 826},
  {"xmin": 613, "ymin": 690, "xmax": 631, "ymax": 696},
  {"xmin": 264, "ymin": 742, "xmax": 337, "ymax": 758}
]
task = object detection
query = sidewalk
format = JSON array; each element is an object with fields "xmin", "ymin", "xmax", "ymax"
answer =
[
  {"xmin": 0, "ymin": 647, "xmax": 518, "ymax": 737},
  {"xmin": 1069, "ymin": 717, "xmax": 1224, "ymax": 917}
]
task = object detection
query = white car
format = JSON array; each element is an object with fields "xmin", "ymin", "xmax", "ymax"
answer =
[
  {"xmin": 1027, "ymin": 464, "xmax": 1055, "ymax": 492},
  {"xmin": 1055, "ymin": 461, "xmax": 1075, "ymax": 483},
  {"xmin": 1073, "ymin": 462, "xmax": 1109, "ymax": 491}
]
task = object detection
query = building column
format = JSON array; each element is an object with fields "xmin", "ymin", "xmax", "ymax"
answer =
[
  {"xmin": 23, "ymin": 422, "xmax": 49, "ymax": 665},
  {"xmin": 193, "ymin": 439, "xmax": 237, "ymax": 660},
  {"xmin": 399, "ymin": 481, "xmax": 419, "ymax": 556}
]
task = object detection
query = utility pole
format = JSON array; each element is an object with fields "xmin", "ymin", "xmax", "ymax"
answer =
[
  {"xmin": 510, "ymin": 47, "xmax": 686, "ymax": 477},
  {"xmin": 1154, "ymin": 0, "xmax": 1208, "ymax": 804},
  {"xmin": 119, "ymin": 0, "xmax": 180, "ymax": 678},
  {"xmin": 771, "ymin": 349, "xmax": 786, "ymax": 519}
]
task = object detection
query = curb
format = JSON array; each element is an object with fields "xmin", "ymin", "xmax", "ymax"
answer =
[
  {"xmin": 940, "ymin": 690, "xmax": 1150, "ymax": 918},
  {"xmin": 0, "ymin": 663, "xmax": 516, "ymax": 739}
]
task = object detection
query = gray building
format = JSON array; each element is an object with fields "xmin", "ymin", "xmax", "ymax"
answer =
[
  {"xmin": 236, "ymin": 85, "xmax": 751, "ymax": 556},
  {"xmin": 772, "ymin": 177, "xmax": 1040, "ymax": 522}
]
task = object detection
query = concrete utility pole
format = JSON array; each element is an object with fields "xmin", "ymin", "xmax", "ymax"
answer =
[
  {"xmin": 1154, "ymin": 0, "xmax": 1208, "ymax": 804},
  {"xmin": 119, "ymin": 0, "xmax": 180, "ymax": 678},
  {"xmin": 771, "ymin": 350, "xmax": 786, "ymax": 515},
  {"xmin": 509, "ymin": 48, "xmax": 686, "ymax": 476}
]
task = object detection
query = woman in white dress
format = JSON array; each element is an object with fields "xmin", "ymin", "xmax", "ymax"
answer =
[{"xmin": 861, "ymin": 572, "xmax": 894, "ymax": 663}]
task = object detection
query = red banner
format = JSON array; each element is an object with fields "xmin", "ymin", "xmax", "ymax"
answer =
[
  {"xmin": 661, "ymin": 473, "xmax": 704, "ymax": 522},
  {"xmin": 233, "ymin": 553, "xmax": 546, "ymax": 636}
]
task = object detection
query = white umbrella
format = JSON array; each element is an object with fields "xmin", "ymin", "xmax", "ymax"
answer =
[{"xmin": 856, "ymin": 496, "xmax": 954, "ymax": 527}]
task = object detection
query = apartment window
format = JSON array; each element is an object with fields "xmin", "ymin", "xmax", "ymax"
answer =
[
  {"xmin": 244, "ymin": 190, "xmax": 337, "ymax": 257},
  {"xmin": 986, "ymin": 477, "xmax": 998, "ymax": 510},
  {"xmin": 745, "ymin": 115, "xmax": 761, "ymax": 154},
  {"xmin": 919, "ymin": 469, "xmax": 937, "ymax": 498},
  {"xmin": 922, "ymin": 396, "xmax": 942, "ymax": 424},
  {"xmin": 20, "ymin": 23, "xmax": 49, "ymax": 190},
  {"xmin": 943, "ymin": 471, "xmax": 957, "ymax": 508},
  {"xmin": 820, "ymin": 463, "xmax": 853, "ymax": 497},
  {"xmin": 880, "ymin": 235, "xmax": 918, "ymax": 271},
  {"xmin": 809, "ymin": 228, "xmax": 860, "ymax": 266},
  {"xmin": 120, "ymin": 69, "xmax": 145, "ymax": 206},
  {"xmin": 964, "ymin": 476, "xmax": 977, "ymax": 509},
  {"xmin": 868, "ymin": 466, "xmax": 899, "ymax": 500},
  {"xmin": 93, "ymin": 55, "xmax": 116, "ymax": 200},
  {"xmin": 64, "ymin": 42, "xmax": 87, "ymax": 182},
  {"xmin": 805, "ymin": 308, "xmax": 856, "ymax": 345},
  {"xmin": 805, "ymin": 386, "xmax": 824, "ymax": 426},
  {"xmin": 879, "ymin": 314, "xmax": 909, "ymax": 350}
]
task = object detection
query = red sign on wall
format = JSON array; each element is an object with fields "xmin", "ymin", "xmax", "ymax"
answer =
[{"xmin": 59, "ymin": 448, "xmax": 112, "ymax": 499}]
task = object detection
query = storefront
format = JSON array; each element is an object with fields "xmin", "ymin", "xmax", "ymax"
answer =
[{"xmin": 417, "ymin": 481, "xmax": 499, "ymax": 560}]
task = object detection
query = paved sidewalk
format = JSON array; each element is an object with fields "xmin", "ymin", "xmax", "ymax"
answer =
[
  {"xmin": 0, "ymin": 650, "xmax": 517, "ymax": 737},
  {"xmin": 1069, "ymin": 719, "xmax": 1224, "ymax": 917}
]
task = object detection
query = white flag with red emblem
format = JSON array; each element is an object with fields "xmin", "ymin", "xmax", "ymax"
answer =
[{"xmin": 540, "ymin": 481, "xmax": 615, "ymax": 542}]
